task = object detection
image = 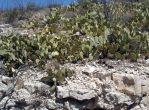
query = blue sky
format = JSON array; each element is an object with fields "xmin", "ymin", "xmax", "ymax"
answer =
[{"xmin": 0, "ymin": 0, "xmax": 77, "ymax": 10}]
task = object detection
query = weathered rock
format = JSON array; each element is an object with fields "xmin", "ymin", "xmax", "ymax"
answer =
[
  {"xmin": 105, "ymin": 92, "xmax": 132, "ymax": 105},
  {"xmin": 12, "ymin": 89, "xmax": 31, "ymax": 105},
  {"xmin": 0, "ymin": 97, "xmax": 9, "ymax": 108},
  {"xmin": 0, "ymin": 24, "xmax": 13, "ymax": 35},
  {"xmin": 0, "ymin": 60, "xmax": 149, "ymax": 110},
  {"xmin": 141, "ymin": 95, "xmax": 149, "ymax": 109},
  {"xmin": 0, "ymin": 75, "xmax": 12, "ymax": 85},
  {"xmin": 5, "ymin": 99, "xmax": 16, "ymax": 108},
  {"xmin": 0, "ymin": 82, "xmax": 9, "ymax": 92},
  {"xmin": 45, "ymin": 99, "xmax": 56, "ymax": 109},
  {"xmin": 57, "ymin": 86, "xmax": 97, "ymax": 101},
  {"xmin": 0, "ymin": 24, "xmax": 34, "ymax": 36},
  {"xmin": 23, "ymin": 81, "xmax": 50, "ymax": 95},
  {"xmin": 62, "ymin": 60, "xmax": 149, "ymax": 110}
]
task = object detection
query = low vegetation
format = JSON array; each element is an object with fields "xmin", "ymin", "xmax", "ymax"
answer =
[
  {"xmin": 0, "ymin": 0, "xmax": 149, "ymax": 81},
  {"xmin": 0, "ymin": 3, "xmax": 42, "ymax": 23}
]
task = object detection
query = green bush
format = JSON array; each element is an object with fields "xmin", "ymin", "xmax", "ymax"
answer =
[{"xmin": 0, "ymin": 1, "xmax": 149, "ymax": 79}]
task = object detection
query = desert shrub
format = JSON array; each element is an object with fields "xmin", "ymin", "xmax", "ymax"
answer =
[
  {"xmin": 41, "ymin": 60, "xmax": 75, "ymax": 87},
  {"xmin": 3, "ymin": 8, "xmax": 24, "ymax": 23},
  {"xmin": 0, "ymin": 1, "xmax": 149, "ymax": 80},
  {"xmin": 1, "ymin": 3, "xmax": 41, "ymax": 23}
]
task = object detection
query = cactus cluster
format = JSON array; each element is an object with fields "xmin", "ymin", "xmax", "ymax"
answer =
[{"xmin": 0, "ymin": 1, "xmax": 149, "ymax": 79}]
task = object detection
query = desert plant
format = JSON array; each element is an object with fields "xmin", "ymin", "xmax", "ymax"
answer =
[{"xmin": 0, "ymin": 0, "xmax": 149, "ymax": 79}]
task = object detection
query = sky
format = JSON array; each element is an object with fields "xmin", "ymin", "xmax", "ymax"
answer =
[{"xmin": 0, "ymin": 0, "xmax": 77, "ymax": 10}]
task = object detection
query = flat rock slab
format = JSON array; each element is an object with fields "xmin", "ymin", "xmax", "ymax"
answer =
[{"xmin": 57, "ymin": 86, "xmax": 97, "ymax": 101}]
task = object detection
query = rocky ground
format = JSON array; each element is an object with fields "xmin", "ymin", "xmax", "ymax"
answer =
[
  {"xmin": 0, "ymin": 24, "xmax": 34, "ymax": 36},
  {"xmin": 0, "ymin": 59, "xmax": 149, "ymax": 110}
]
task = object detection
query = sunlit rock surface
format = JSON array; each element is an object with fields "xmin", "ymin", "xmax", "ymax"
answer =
[{"xmin": 0, "ymin": 59, "xmax": 149, "ymax": 110}]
